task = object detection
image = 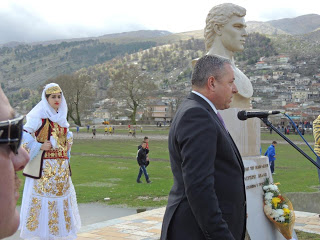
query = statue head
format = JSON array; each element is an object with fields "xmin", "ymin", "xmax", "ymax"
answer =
[{"xmin": 205, "ymin": 3, "xmax": 246, "ymax": 52}]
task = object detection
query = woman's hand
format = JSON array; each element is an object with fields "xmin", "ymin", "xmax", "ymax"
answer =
[
  {"xmin": 40, "ymin": 140, "xmax": 52, "ymax": 151},
  {"xmin": 67, "ymin": 142, "xmax": 72, "ymax": 151}
]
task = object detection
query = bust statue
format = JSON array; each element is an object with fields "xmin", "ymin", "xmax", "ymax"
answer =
[{"xmin": 204, "ymin": 3, "xmax": 253, "ymax": 108}]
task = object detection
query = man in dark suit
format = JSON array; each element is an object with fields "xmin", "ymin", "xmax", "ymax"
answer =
[{"xmin": 161, "ymin": 55, "xmax": 246, "ymax": 240}]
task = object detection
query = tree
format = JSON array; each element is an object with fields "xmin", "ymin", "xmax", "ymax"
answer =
[
  {"xmin": 108, "ymin": 64, "xmax": 157, "ymax": 124},
  {"xmin": 47, "ymin": 73, "xmax": 94, "ymax": 126},
  {"xmin": 19, "ymin": 88, "xmax": 31, "ymax": 99}
]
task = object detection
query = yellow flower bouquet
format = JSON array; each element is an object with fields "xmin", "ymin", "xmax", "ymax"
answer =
[{"xmin": 262, "ymin": 178, "xmax": 295, "ymax": 239}]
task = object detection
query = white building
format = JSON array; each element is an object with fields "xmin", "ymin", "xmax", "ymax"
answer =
[
  {"xmin": 292, "ymin": 91, "xmax": 310, "ymax": 102},
  {"xmin": 295, "ymin": 77, "xmax": 311, "ymax": 86}
]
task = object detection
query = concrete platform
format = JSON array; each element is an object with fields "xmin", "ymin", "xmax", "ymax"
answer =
[
  {"xmin": 6, "ymin": 206, "xmax": 320, "ymax": 239},
  {"xmin": 77, "ymin": 207, "xmax": 165, "ymax": 240},
  {"xmin": 77, "ymin": 207, "xmax": 320, "ymax": 240}
]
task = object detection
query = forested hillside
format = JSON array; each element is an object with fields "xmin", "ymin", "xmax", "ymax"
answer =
[
  {"xmin": 78, "ymin": 33, "xmax": 277, "ymax": 103},
  {"xmin": 8, "ymin": 32, "xmax": 281, "ymax": 113},
  {"xmin": 0, "ymin": 39, "xmax": 157, "ymax": 94},
  {"xmin": 235, "ymin": 33, "xmax": 278, "ymax": 64}
]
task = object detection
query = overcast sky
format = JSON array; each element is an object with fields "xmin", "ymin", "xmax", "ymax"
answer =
[{"xmin": 0, "ymin": 0, "xmax": 319, "ymax": 44}]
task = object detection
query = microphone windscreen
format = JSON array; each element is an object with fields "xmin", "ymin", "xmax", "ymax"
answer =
[{"xmin": 237, "ymin": 111, "xmax": 247, "ymax": 121}]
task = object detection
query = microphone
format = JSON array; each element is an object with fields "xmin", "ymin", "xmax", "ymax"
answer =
[{"xmin": 237, "ymin": 110, "xmax": 281, "ymax": 121}]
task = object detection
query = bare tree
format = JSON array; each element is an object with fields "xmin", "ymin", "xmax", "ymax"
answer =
[
  {"xmin": 47, "ymin": 73, "xmax": 94, "ymax": 126},
  {"xmin": 108, "ymin": 64, "xmax": 156, "ymax": 124}
]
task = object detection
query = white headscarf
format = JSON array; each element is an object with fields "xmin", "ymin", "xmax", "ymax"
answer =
[{"xmin": 26, "ymin": 83, "xmax": 69, "ymax": 128}]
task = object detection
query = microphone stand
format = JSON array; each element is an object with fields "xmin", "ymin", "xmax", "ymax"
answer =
[{"xmin": 261, "ymin": 117, "xmax": 320, "ymax": 170}]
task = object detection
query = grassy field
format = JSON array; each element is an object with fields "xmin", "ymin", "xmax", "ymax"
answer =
[
  {"xmin": 295, "ymin": 230, "xmax": 320, "ymax": 240},
  {"xmin": 75, "ymin": 125, "xmax": 170, "ymax": 136},
  {"xmin": 16, "ymin": 128, "xmax": 320, "ymax": 238},
  {"xmin": 17, "ymin": 138, "xmax": 172, "ymax": 207},
  {"xmin": 261, "ymin": 143, "xmax": 319, "ymax": 193},
  {"xmin": 69, "ymin": 138, "xmax": 171, "ymax": 207},
  {"xmin": 17, "ymin": 130, "xmax": 320, "ymax": 205},
  {"xmin": 261, "ymin": 132, "xmax": 315, "ymax": 143}
]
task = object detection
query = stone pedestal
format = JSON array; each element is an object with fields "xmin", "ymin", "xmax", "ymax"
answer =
[
  {"xmin": 219, "ymin": 108, "xmax": 261, "ymax": 157},
  {"xmin": 219, "ymin": 107, "xmax": 297, "ymax": 239},
  {"xmin": 242, "ymin": 156, "xmax": 297, "ymax": 240}
]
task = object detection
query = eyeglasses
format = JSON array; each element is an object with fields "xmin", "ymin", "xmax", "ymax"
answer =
[{"xmin": 0, "ymin": 115, "xmax": 24, "ymax": 155}]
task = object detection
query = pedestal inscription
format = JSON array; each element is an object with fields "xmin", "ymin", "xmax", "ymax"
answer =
[{"xmin": 243, "ymin": 156, "xmax": 297, "ymax": 240}]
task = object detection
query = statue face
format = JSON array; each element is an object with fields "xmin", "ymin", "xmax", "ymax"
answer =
[{"xmin": 220, "ymin": 15, "xmax": 247, "ymax": 52}]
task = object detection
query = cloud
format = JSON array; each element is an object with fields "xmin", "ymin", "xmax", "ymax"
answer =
[
  {"xmin": 0, "ymin": 0, "xmax": 319, "ymax": 44},
  {"xmin": 258, "ymin": 8, "xmax": 301, "ymax": 21},
  {"xmin": 0, "ymin": 2, "xmax": 147, "ymax": 44},
  {"xmin": 0, "ymin": 4, "xmax": 66, "ymax": 44}
]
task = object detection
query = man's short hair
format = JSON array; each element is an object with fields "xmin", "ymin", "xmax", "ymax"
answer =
[
  {"xmin": 144, "ymin": 136, "xmax": 148, "ymax": 140},
  {"xmin": 204, "ymin": 3, "xmax": 246, "ymax": 51},
  {"xmin": 192, "ymin": 55, "xmax": 231, "ymax": 88},
  {"xmin": 142, "ymin": 141, "xmax": 147, "ymax": 144},
  {"xmin": 272, "ymin": 141, "xmax": 277, "ymax": 144}
]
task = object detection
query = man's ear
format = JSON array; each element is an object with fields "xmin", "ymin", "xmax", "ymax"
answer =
[
  {"xmin": 208, "ymin": 76, "xmax": 216, "ymax": 91},
  {"xmin": 213, "ymin": 24, "xmax": 223, "ymax": 36}
]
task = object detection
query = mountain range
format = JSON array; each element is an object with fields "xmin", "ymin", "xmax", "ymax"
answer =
[
  {"xmin": 1, "ymin": 13, "xmax": 320, "ymax": 108},
  {"xmin": 2, "ymin": 13, "xmax": 319, "ymax": 48},
  {"xmin": 247, "ymin": 14, "xmax": 320, "ymax": 35},
  {"xmin": 173, "ymin": 14, "xmax": 320, "ymax": 39}
]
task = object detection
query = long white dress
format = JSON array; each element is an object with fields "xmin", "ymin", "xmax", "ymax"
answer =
[{"xmin": 19, "ymin": 117, "xmax": 81, "ymax": 240}]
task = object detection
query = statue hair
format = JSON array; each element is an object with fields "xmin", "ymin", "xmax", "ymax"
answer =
[{"xmin": 204, "ymin": 3, "xmax": 246, "ymax": 51}]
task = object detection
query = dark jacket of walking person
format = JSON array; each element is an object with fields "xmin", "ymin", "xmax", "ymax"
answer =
[
  {"xmin": 137, "ymin": 145, "xmax": 148, "ymax": 166},
  {"xmin": 161, "ymin": 55, "xmax": 246, "ymax": 240},
  {"xmin": 92, "ymin": 126, "xmax": 96, "ymax": 138},
  {"xmin": 138, "ymin": 140, "xmax": 149, "ymax": 167}
]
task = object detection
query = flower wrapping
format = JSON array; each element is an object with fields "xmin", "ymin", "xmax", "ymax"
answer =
[{"xmin": 262, "ymin": 178, "xmax": 295, "ymax": 239}]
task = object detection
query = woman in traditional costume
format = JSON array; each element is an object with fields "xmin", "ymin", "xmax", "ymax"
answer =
[{"xmin": 19, "ymin": 83, "xmax": 81, "ymax": 239}]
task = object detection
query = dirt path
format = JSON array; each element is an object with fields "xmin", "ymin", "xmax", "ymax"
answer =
[
  {"xmin": 74, "ymin": 132, "xmax": 312, "ymax": 145},
  {"xmin": 73, "ymin": 132, "xmax": 169, "ymax": 141}
]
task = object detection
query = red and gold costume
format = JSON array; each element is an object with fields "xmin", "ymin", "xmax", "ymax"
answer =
[{"xmin": 19, "ymin": 83, "xmax": 81, "ymax": 240}]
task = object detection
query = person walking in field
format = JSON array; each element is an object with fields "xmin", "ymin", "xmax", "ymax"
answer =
[
  {"xmin": 132, "ymin": 128, "xmax": 136, "ymax": 138},
  {"xmin": 136, "ymin": 141, "xmax": 151, "ymax": 184},
  {"xmin": 92, "ymin": 125, "xmax": 96, "ymax": 138},
  {"xmin": 265, "ymin": 141, "xmax": 277, "ymax": 174}
]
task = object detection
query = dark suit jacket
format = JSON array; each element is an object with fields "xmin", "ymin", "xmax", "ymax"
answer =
[{"xmin": 161, "ymin": 92, "xmax": 246, "ymax": 240}]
